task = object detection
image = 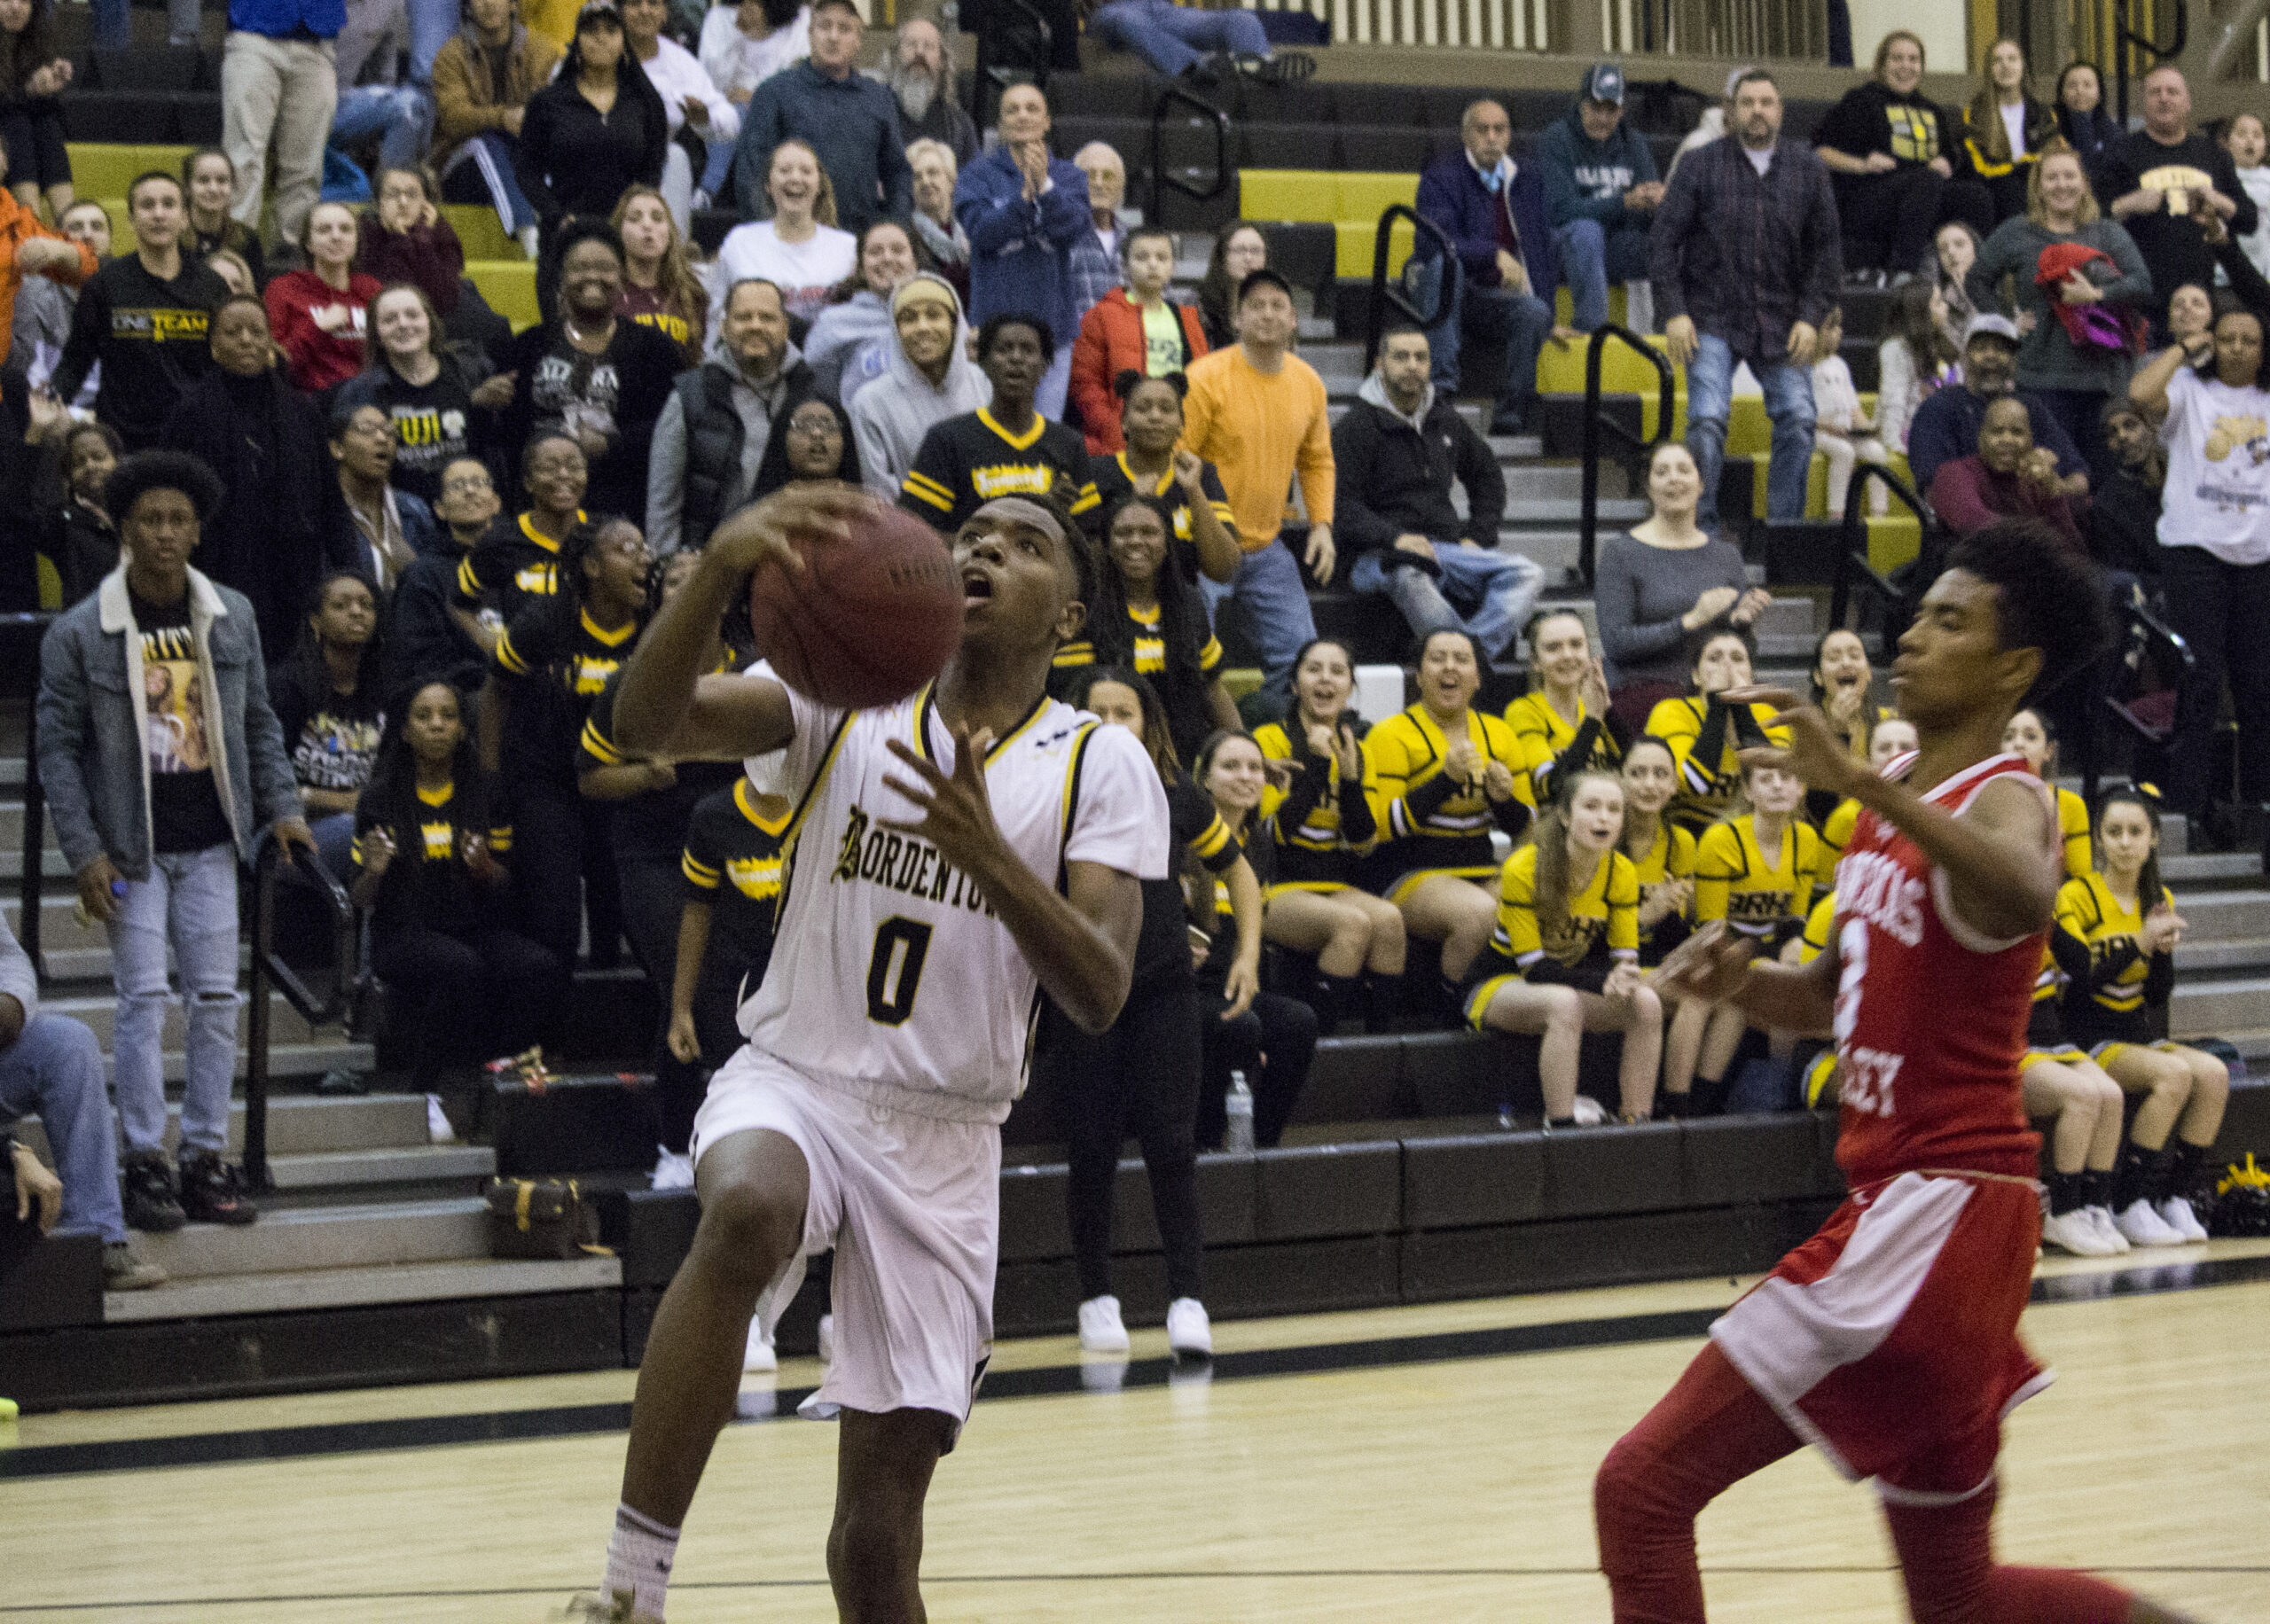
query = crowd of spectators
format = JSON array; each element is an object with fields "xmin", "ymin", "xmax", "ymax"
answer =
[{"xmin": 2, "ymin": 6, "xmax": 2263, "ymax": 1317}]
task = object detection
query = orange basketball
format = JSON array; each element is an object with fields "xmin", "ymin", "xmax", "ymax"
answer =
[{"xmin": 748, "ymin": 505, "xmax": 963, "ymax": 709}]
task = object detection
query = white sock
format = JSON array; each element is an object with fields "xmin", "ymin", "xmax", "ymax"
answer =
[{"xmin": 603, "ymin": 1503, "xmax": 679, "ymax": 1620}]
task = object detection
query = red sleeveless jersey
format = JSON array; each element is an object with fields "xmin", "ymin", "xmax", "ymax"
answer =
[{"xmin": 1827, "ymin": 751, "xmax": 2047, "ymax": 1187}]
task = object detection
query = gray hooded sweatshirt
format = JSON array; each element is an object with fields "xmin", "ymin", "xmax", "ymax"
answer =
[{"xmin": 846, "ymin": 274, "xmax": 990, "ymax": 499}]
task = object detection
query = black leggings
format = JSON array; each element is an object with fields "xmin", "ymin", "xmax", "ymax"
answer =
[
  {"xmin": 372, "ymin": 923, "xmax": 568, "ymax": 1087},
  {"xmin": 1061, "ymin": 972, "xmax": 1206, "ymax": 1303},
  {"xmin": 513, "ymin": 785, "xmax": 623, "ymax": 968},
  {"xmin": 1833, "ymin": 167, "xmax": 1992, "ymax": 273},
  {"xmin": 1195, "ymin": 982, "xmax": 1319, "ymax": 1151},
  {"xmin": 2162, "ymin": 544, "xmax": 2270, "ymax": 817},
  {"xmin": 0, "ymin": 99, "xmax": 70, "ymax": 193}
]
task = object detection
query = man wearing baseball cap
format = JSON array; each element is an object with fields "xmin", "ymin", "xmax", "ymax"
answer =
[
  {"xmin": 1534, "ymin": 61, "xmax": 1664, "ymax": 333},
  {"xmin": 1906, "ymin": 312, "xmax": 2090, "ymax": 497}
]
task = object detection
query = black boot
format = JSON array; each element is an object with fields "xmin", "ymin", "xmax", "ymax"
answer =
[
  {"xmin": 121, "ymin": 1151, "xmax": 185, "ymax": 1233},
  {"xmin": 1315, "ymin": 973, "xmax": 1363, "ymax": 1035}
]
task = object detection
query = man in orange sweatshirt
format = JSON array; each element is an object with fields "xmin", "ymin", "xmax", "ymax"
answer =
[
  {"xmin": 1180, "ymin": 267, "xmax": 1335, "ymax": 699},
  {"xmin": 0, "ymin": 146, "xmax": 100, "ymax": 370}
]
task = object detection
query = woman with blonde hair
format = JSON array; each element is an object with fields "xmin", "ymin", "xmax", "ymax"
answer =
[
  {"xmin": 1961, "ymin": 37, "xmax": 2058, "ymax": 224},
  {"xmin": 708, "ymin": 136, "xmax": 853, "ymax": 329},
  {"xmin": 611, "ymin": 183, "xmax": 707, "ymax": 362},
  {"xmin": 1969, "ymin": 140, "xmax": 2149, "ymax": 470}
]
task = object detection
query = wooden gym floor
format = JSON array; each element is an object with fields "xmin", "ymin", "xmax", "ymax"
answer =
[{"xmin": 4, "ymin": 1241, "xmax": 2268, "ymax": 1622}]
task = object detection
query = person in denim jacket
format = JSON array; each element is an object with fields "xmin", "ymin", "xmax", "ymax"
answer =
[{"xmin": 36, "ymin": 449, "xmax": 314, "ymax": 1233}]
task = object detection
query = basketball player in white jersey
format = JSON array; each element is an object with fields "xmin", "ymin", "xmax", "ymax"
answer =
[{"xmin": 576, "ymin": 482, "xmax": 1169, "ymax": 1624}]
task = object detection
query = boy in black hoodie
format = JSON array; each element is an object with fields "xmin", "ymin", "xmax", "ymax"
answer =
[
  {"xmin": 1533, "ymin": 63, "xmax": 1663, "ymax": 332},
  {"xmin": 1332, "ymin": 325, "xmax": 1537, "ymax": 663}
]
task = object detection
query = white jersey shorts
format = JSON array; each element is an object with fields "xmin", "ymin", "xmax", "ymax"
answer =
[{"xmin": 693, "ymin": 1042, "xmax": 1001, "ymax": 1438}]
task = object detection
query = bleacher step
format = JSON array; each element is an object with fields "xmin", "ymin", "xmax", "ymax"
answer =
[
  {"xmin": 11, "ymin": 1092, "xmax": 428, "ymax": 1166},
  {"xmin": 131, "ymin": 1195, "xmax": 489, "ymax": 1280},
  {"xmin": 2166, "ymin": 853, "xmax": 2266, "ymax": 887},
  {"xmin": 103, "ymin": 1253, "xmax": 622, "ymax": 1323},
  {"xmin": 2168, "ymin": 889, "xmax": 2270, "ymax": 942},
  {"xmin": 2175, "ymin": 936, "xmax": 2270, "ymax": 974},
  {"xmin": 49, "ymin": 988, "xmax": 331, "ymax": 1048},
  {"xmin": 266, "ymin": 1144, "xmax": 496, "ymax": 1191},
  {"xmin": 143, "ymin": 1041, "xmax": 373, "ymax": 1084},
  {"xmin": 2171, "ymin": 976, "xmax": 2270, "ymax": 1038}
]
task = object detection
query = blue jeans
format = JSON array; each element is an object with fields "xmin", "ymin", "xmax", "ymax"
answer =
[
  {"xmin": 107, "ymin": 844, "xmax": 242, "ymax": 1159},
  {"xmin": 1683, "ymin": 332, "xmax": 1817, "ymax": 527},
  {"xmin": 1090, "ymin": 0, "xmax": 1270, "ymax": 75},
  {"xmin": 92, "ymin": 0, "xmax": 201, "ymax": 46},
  {"xmin": 404, "ymin": 0, "xmax": 458, "ymax": 85},
  {"xmin": 1554, "ymin": 217, "xmax": 1651, "ymax": 333},
  {"xmin": 442, "ymin": 130, "xmax": 537, "ymax": 234},
  {"xmin": 332, "ymin": 82, "xmax": 434, "ymax": 174},
  {"xmin": 1413, "ymin": 254, "xmax": 1552, "ymax": 425},
  {"xmin": 1349, "ymin": 542, "xmax": 1545, "ymax": 663},
  {"xmin": 1037, "ymin": 344, "xmax": 1072, "ymax": 422},
  {"xmin": 1197, "ymin": 541, "xmax": 1319, "ymax": 698},
  {"xmin": 0, "ymin": 1014, "xmax": 126, "ymax": 1244}
]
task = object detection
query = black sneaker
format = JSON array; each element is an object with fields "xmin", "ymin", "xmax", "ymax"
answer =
[
  {"xmin": 177, "ymin": 1152, "xmax": 259, "ymax": 1226},
  {"xmin": 121, "ymin": 1152, "xmax": 186, "ymax": 1233}
]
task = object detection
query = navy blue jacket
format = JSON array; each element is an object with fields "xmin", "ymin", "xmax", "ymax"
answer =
[
  {"xmin": 1413, "ymin": 150, "xmax": 1559, "ymax": 299},
  {"xmin": 954, "ymin": 144, "xmax": 1093, "ymax": 344}
]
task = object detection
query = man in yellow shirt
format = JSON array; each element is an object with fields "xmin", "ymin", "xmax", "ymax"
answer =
[{"xmin": 1180, "ymin": 269, "xmax": 1335, "ymax": 699}]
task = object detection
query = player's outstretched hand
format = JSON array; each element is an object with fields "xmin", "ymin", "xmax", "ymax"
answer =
[
  {"xmin": 705, "ymin": 481, "xmax": 873, "ymax": 587},
  {"xmin": 1652, "ymin": 920, "xmax": 1757, "ymax": 1003},
  {"xmin": 881, "ymin": 721, "xmax": 1005, "ymax": 877},
  {"xmin": 1719, "ymin": 684, "xmax": 1863, "ymax": 800}
]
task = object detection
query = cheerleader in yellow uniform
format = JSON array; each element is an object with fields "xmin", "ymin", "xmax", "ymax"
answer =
[
  {"xmin": 1464, "ymin": 770, "xmax": 1662, "ymax": 1125},
  {"xmin": 2055, "ymin": 788, "xmax": 2227, "ymax": 1245},
  {"xmin": 1643, "ymin": 629, "xmax": 1790, "ymax": 837},
  {"xmin": 1665, "ymin": 758, "xmax": 1826, "ymax": 1115},
  {"xmin": 1363, "ymin": 629, "xmax": 1533, "ymax": 992},
  {"xmin": 1505, "ymin": 608, "xmax": 1623, "ymax": 805},
  {"xmin": 1617, "ymin": 735, "xmax": 1702, "ymax": 1091},
  {"xmin": 1252, "ymin": 637, "xmax": 1405, "ymax": 1030}
]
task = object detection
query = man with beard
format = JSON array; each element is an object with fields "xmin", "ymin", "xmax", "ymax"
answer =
[{"xmin": 873, "ymin": 16, "xmax": 975, "ymax": 167}]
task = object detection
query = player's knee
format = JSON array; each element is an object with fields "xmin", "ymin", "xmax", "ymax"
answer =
[
  {"xmin": 693, "ymin": 1178, "xmax": 801, "ymax": 1280},
  {"xmin": 2148, "ymin": 1058, "xmax": 2194, "ymax": 1105},
  {"xmin": 2189, "ymin": 1052, "xmax": 2229, "ymax": 1102},
  {"xmin": 1543, "ymin": 987, "xmax": 1584, "ymax": 1030},
  {"xmin": 1629, "ymin": 984, "xmax": 1663, "ymax": 1024},
  {"xmin": 1593, "ymin": 1429, "xmax": 1667, "ymax": 1558}
]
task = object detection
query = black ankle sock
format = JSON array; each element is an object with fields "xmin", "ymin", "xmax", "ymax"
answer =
[
  {"xmin": 2169, "ymin": 1139, "xmax": 2214, "ymax": 1205},
  {"xmin": 1658, "ymin": 1090, "xmax": 1694, "ymax": 1120},
  {"xmin": 1362, "ymin": 972, "xmax": 1402, "ymax": 1031},
  {"xmin": 1318, "ymin": 973, "xmax": 1364, "ymax": 1034},
  {"xmin": 1690, "ymin": 1074, "xmax": 1732, "ymax": 1117},
  {"xmin": 2115, "ymin": 1142, "xmax": 2169, "ymax": 1209},
  {"xmin": 2086, "ymin": 1169, "xmax": 2117, "ymax": 1210},
  {"xmin": 2047, "ymin": 1170, "xmax": 2087, "ymax": 1217}
]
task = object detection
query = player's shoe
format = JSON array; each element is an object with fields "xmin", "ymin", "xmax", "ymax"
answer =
[
  {"xmin": 2115, "ymin": 1197, "xmax": 2186, "ymax": 1247},
  {"xmin": 1166, "ymin": 1297, "xmax": 1213, "ymax": 1358},
  {"xmin": 2042, "ymin": 1207, "xmax": 2120, "ymax": 1256},
  {"xmin": 2156, "ymin": 1194, "xmax": 2211, "ymax": 1242},
  {"xmin": 743, "ymin": 1316, "xmax": 777, "ymax": 1373},
  {"xmin": 2083, "ymin": 1205, "xmax": 2131, "ymax": 1253},
  {"xmin": 1078, "ymin": 1294, "xmax": 1131, "ymax": 1354},
  {"xmin": 560, "ymin": 1590, "xmax": 661, "ymax": 1624}
]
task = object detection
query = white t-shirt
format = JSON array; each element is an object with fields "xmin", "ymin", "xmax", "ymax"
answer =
[
  {"xmin": 740, "ymin": 684, "xmax": 1170, "ymax": 1120},
  {"xmin": 1998, "ymin": 100, "xmax": 2028, "ymax": 162},
  {"xmin": 710, "ymin": 219, "xmax": 857, "ymax": 334},
  {"xmin": 700, "ymin": 3, "xmax": 810, "ymax": 99},
  {"xmin": 640, "ymin": 34, "xmax": 740, "ymax": 144},
  {"xmin": 2157, "ymin": 364, "xmax": 2270, "ymax": 565}
]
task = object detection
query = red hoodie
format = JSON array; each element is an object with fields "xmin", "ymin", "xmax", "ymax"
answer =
[{"xmin": 265, "ymin": 268, "xmax": 382, "ymax": 392}]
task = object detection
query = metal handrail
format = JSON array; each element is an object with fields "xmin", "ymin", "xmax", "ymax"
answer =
[
  {"xmin": 1363, "ymin": 205, "xmax": 1454, "ymax": 374},
  {"xmin": 1146, "ymin": 83, "xmax": 1232, "ymax": 224},
  {"xmin": 2110, "ymin": 0, "xmax": 2187, "ymax": 127},
  {"xmin": 3, "ymin": 612, "xmax": 57, "ymax": 985},
  {"xmin": 1577, "ymin": 325, "xmax": 1675, "ymax": 585},
  {"xmin": 1827, "ymin": 462, "xmax": 1934, "ymax": 636},
  {"xmin": 244, "ymin": 829, "xmax": 356, "ymax": 1191},
  {"xmin": 967, "ymin": 0, "xmax": 1050, "ymax": 128}
]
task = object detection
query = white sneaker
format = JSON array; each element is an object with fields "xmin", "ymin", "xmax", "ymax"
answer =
[
  {"xmin": 1166, "ymin": 1297, "xmax": 1213, "ymax": 1357},
  {"xmin": 2041, "ymin": 1207, "xmax": 2120, "ymax": 1257},
  {"xmin": 743, "ymin": 1316, "xmax": 777, "ymax": 1372},
  {"xmin": 2115, "ymin": 1197, "xmax": 2186, "ymax": 1247},
  {"xmin": 1569, "ymin": 1096, "xmax": 1608, "ymax": 1126},
  {"xmin": 1077, "ymin": 1294, "xmax": 1131, "ymax": 1354},
  {"xmin": 2084, "ymin": 1206, "xmax": 2131, "ymax": 1253},
  {"xmin": 2156, "ymin": 1194, "xmax": 2211, "ymax": 1242},
  {"xmin": 817, "ymin": 1312, "xmax": 834, "ymax": 1364},
  {"xmin": 650, "ymin": 1147, "xmax": 695, "ymax": 1191}
]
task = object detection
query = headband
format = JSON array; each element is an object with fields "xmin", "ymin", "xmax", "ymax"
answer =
[{"xmin": 968, "ymin": 496, "xmax": 1064, "ymax": 545}]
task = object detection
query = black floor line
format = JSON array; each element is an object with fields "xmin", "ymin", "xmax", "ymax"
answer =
[
  {"xmin": 4, "ymin": 1250, "xmax": 2265, "ymax": 1485},
  {"xmin": 5, "ymin": 1566, "xmax": 2266, "ymax": 1612}
]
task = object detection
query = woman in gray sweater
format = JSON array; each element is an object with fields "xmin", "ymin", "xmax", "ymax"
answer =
[
  {"xmin": 1968, "ymin": 145, "xmax": 2150, "ymax": 473},
  {"xmin": 1594, "ymin": 441, "xmax": 1770, "ymax": 726}
]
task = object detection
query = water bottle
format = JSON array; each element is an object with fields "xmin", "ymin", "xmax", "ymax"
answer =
[{"xmin": 1224, "ymin": 1069, "xmax": 1256, "ymax": 1153}]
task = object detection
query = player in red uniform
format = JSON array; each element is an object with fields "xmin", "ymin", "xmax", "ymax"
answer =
[{"xmin": 1594, "ymin": 521, "xmax": 2202, "ymax": 1624}]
